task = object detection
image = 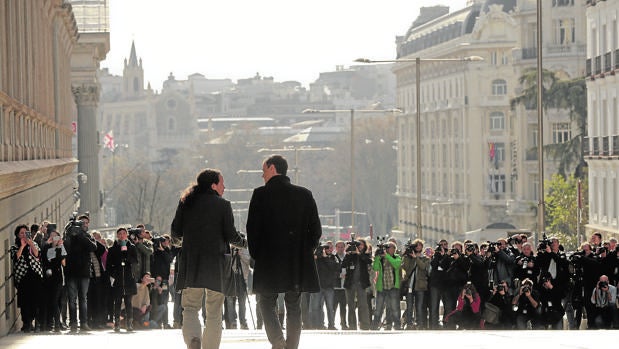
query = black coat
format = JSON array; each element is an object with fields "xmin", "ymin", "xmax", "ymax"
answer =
[
  {"xmin": 246, "ymin": 175, "xmax": 322, "ymax": 293},
  {"xmin": 64, "ymin": 229, "xmax": 97, "ymax": 278},
  {"xmin": 171, "ymin": 191, "xmax": 245, "ymax": 292},
  {"xmin": 106, "ymin": 240, "xmax": 138, "ymax": 297}
]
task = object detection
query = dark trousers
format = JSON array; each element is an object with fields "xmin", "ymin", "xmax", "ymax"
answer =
[
  {"xmin": 258, "ymin": 292, "xmax": 301, "ymax": 349},
  {"xmin": 334, "ymin": 288, "xmax": 347, "ymax": 327},
  {"xmin": 66, "ymin": 276, "xmax": 90, "ymax": 326},
  {"xmin": 113, "ymin": 295, "xmax": 133, "ymax": 325},
  {"xmin": 43, "ymin": 279, "xmax": 63, "ymax": 329},
  {"xmin": 87, "ymin": 277, "xmax": 108, "ymax": 326}
]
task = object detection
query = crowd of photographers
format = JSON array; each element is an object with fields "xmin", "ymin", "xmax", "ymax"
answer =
[
  {"xmin": 13, "ymin": 213, "xmax": 619, "ymax": 333},
  {"xmin": 306, "ymin": 231, "xmax": 619, "ymax": 330},
  {"xmin": 10, "ymin": 214, "xmax": 178, "ymax": 333}
]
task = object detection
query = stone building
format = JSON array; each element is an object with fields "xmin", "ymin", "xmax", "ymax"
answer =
[
  {"xmin": 585, "ymin": 0, "xmax": 619, "ymax": 238},
  {"xmin": 0, "ymin": 0, "xmax": 109, "ymax": 335},
  {"xmin": 394, "ymin": 0, "xmax": 586, "ymax": 244}
]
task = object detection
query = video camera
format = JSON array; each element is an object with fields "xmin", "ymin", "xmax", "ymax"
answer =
[
  {"xmin": 315, "ymin": 244, "xmax": 330, "ymax": 256},
  {"xmin": 486, "ymin": 241, "xmax": 500, "ymax": 253},
  {"xmin": 128, "ymin": 227, "xmax": 142, "ymax": 241},
  {"xmin": 404, "ymin": 239, "xmax": 415, "ymax": 255},
  {"xmin": 538, "ymin": 233, "xmax": 551, "ymax": 251},
  {"xmin": 152, "ymin": 235, "xmax": 167, "ymax": 249},
  {"xmin": 64, "ymin": 211, "xmax": 85, "ymax": 237},
  {"xmin": 346, "ymin": 233, "xmax": 361, "ymax": 253},
  {"xmin": 375, "ymin": 236, "xmax": 388, "ymax": 256}
]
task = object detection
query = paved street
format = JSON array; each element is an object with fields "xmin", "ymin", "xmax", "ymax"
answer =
[{"xmin": 0, "ymin": 328, "xmax": 608, "ymax": 349}]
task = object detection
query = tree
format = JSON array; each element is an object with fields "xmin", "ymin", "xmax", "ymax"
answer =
[
  {"xmin": 510, "ymin": 68, "xmax": 587, "ymax": 179},
  {"xmin": 544, "ymin": 173, "xmax": 588, "ymax": 251}
]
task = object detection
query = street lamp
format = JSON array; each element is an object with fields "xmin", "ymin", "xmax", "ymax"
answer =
[
  {"xmin": 355, "ymin": 56, "xmax": 483, "ymax": 240},
  {"xmin": 302, "ymin": 107, "xmax": 401, "ymax": 233}
]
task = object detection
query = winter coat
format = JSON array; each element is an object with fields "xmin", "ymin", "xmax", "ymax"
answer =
[
  {"xmin": 63, "ymin": 229, "xmax": 97, "ymax": 278},
  {"xmin": 246, "ymin": 175, "xmax": 322, "ymax": 293},
  {"xmin": 402, "ymin": 254, "xmax": 430, "ymax": 291},
  {"xmin": 106, "ymin": 240, "xmax": 138, "ymax": 297},
  {"xmin": 342, "ymin": 251, "xmax": 373, "ymax": 290},
  {"xmin": 171, "ymin": 191, "xmax": 246, "ymax": 292}
]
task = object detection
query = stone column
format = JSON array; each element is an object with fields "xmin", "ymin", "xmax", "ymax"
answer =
[{"xmin": 73, "ymin": 84, "xmax": 101, "ymax": 224}]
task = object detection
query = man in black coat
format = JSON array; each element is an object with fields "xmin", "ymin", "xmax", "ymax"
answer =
[
  {"xmin": 171, "ymin": 168, "xmax": 246, "ymax": 349},
  {"xmin": 247, "ymin": 154, "xmax": 322, "ymax": 349},
  {"xmin": 63, "ymin": 214, "xmax": 97, "ymax": 332}
]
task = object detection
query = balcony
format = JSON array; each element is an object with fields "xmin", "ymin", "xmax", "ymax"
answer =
[
  {"xmin": 602, "ymin": 136, "xmax": 610, "ymax": 156},
  {"xmin": 595, "ymin": 55, "xmax": 602, "ymax": 75},
  {"xmin": 586, "ymin": 58, "xmax": 592, "ymax": 77},
  {"xmin": 613, "ymin": 136, "xmax": 619, "ymax": 156},
  {"xmin": 605, "ymin": 51, "xmax": 613, "ymax": 73}
]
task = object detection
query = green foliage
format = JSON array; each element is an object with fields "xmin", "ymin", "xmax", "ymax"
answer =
[
  {"xmin": 544, "ymin": 174, "xmax": 588, "ymax": 251},
  {"xmin": 510, "ymin": 68, "xmax": 587, "ymax": 179}
]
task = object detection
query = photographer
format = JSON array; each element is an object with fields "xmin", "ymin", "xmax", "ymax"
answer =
[
  {"xmin": 106, "ymin": 227, "xmax": 138, "ymax": 332},
  {"xmin": 333, "ymin": 241, "xmax": 348, "ymax": 330},
  {"xmin": 401, "ymin": 239, "xmax": 430, "ymax": 330},
  {"xmin": 536, "ymin": 236, "xmax": 569, "ymax": 294},
  {"xmin": 41, "ymin": 228, "xmax": 66, "ymax": 332},
  {"xmin": 428, "ymin": 239, "xmax": 449, "ymax": 329},
  {"xmin": 132, "ymin": 272, "xmax": 154, "ymax": 329},
  {"xmin": 590, "ymin": 275, "xmax": 617, "ymax": 329},
  {"xmin": 511, "ymin": 278, "xmax": 540, "ymax": 330},
  {"xmin": 63, "ymin": 214, "xmax": 97, "ymax": 332},
  {"xmin": 463, "ymin": 243, "xmax": 490, "ymax": 304},
  {"xmin": 493, "ymin": 238, "xmax": 516, "ymax": 293},
  {"xmin": 151, "ymin": 234, "xmax": 173, "ymax": 329},
  {"xmin": 341, "ymin": 237, "xmax": 372, "ymax": 330},
  {"xmin": 310, "ymin": 241, "xmax": 339, "ymax": 330},
  {"xmin": 370, "ymin": 241, "xmax": 402, "ymax": 330},
  {"xmin": 538, "ymin": 274, "xmax": 565, "ymax": 329},
  {"xmin": 132, "ymin": 225, "xmax": 154, "ymax": 283},
  {"xmin": 577, "ymin": 242, "xmax": 602, "ymax": 328},
  {"xmin": 486, "ymin": 280, "xmax": 513, "ymax": 329},
  {"xmin": 514, "ymin": 242, "xmax": 539, "ymax": 286},
  {"xmin": 443, "ymin": 282, "xmax": 481, "ymax": 329},
  {"xmin": 444, "ymin": 243, "xmax": 468, "ymax": 319}
]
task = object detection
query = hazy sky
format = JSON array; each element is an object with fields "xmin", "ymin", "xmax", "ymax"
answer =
[{"xmin": 102, "ymin": 0, "xmax": 468, "ymax": 90}]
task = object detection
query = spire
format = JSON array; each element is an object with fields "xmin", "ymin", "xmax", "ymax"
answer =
[{"xmin": 128, "ymin": 41, "xmax": 138, "ymax": 67}]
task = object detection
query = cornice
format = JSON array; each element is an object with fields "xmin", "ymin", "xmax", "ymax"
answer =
[{"xmin": 0, "ymin": 158, "xmax": 78, "ymax": 200}]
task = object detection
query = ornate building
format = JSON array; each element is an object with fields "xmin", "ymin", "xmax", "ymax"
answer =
[
  {"xmin": 394, "ymin": 0, "xmax": 586, "ymax": 244},
  {"xmin": 0, "ymin": 0, "xmax": 109, "ymax": 335},
  {"xmin": 585, "ymin": 0, "xmax": 619, "ymax": 237}
]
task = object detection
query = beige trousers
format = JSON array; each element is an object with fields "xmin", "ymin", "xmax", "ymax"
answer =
[{"xmin": 181, "ymin": 288, "xmax": 225, "ymax": 349}]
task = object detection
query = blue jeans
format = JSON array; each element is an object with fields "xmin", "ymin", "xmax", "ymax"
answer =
[
  {"xmin": 309, "ymin": 288, "xmax": 335, "ymax": 328},
  {"xmin": 66, "ymin": 276, "xmax": 90, "ymax": 326},
  {"xmin": 225, "ymin": 285, "xmax": 248, "ymax": 327},
  {"xmin": 372, "ymin": 288, "xmax": 401, "ymax": 329},
  {"xmin": 429, "ymin": 286, "xmax": 447, "ymax": 329}
]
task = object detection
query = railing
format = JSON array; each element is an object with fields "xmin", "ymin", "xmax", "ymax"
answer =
[
  {"xmin": 605, "ymin": 52, "xmax": 613, "ymax": 73},
  {"xmin": 602, "ymin": 136, "xmax": 610, "ymax": 156}
]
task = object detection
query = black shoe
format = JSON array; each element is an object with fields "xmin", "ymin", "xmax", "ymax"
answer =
[
  {"xmin": 126, "ymin": 322, "xmax": 134, "ymax": 332},
  {"xmin": 53, "ymin": 326, "xmax": 61, "ymax": 333},
  {"xmin": 341, "ymin": 325, "xmax": 349, "ymax": 330},
  {"xmin": 240, "ymin": 323, "xmax": 249, "ymax": 330},
  {"xmin": 59, "ymin": 323, "xmax": 68, "ymax": 331},
  {"xmin": 327, "ymin": 326, "xmax": 337, "ymax": 330},
  {"xmin": 163, "ymin": 323, "xmax": 173, "ymax": 329},
  {"xmin": 70, "ymin": 324, "xmax": 78, "ymax": 333},
  {"xmin": 113, "ymin": 322, "xmax": 120, "ymax": 332},
  {"xmin": 81, "ymin": 323, "xmax": 92, "ymax": 331}
]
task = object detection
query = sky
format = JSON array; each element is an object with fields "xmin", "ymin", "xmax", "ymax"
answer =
[{"xmin": 101, "ymin": 0, "xmax": 469, "ymax": 91}]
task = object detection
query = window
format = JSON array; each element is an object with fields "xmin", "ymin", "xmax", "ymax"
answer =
[
  {"xmin": 495, "ymin": 143, "xmax": 505, "ymax": 162},
  {"xmin": 490, "ymin": 112, "xmax": 505, "ymax": 130},
  {"xmin": 552, "ymin": 0, "xmax": 574, "ymax": 6},
  {"xmin": 552, "ymin": 123, "xmax": 571, "ymax": 143},
  {"xmin": 555, "ymin": 18, "xmax": 575, "ymax": 45},
  {"xmin": 492, "ymin": 79, "xmax": 507, "ymax": 96},
  {"xmin": 490, "ymin": 51, "xmax": 498, "ymax": 65},
  {"xmin": 489, "ymin": 174, "xmax": 506, "ymax": 193}
]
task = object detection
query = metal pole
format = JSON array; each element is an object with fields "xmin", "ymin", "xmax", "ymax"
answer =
[
  {"xmin": 294, "ymin": 147, "xmax": 299, "ymax": 184},
  {"xmin": 536, "ymin": 0, "xmax": 545, "ymax": 235},
  {"xmin": 350, "ymin": 109, "xmax": 355, "ymax": 232},
  {"xmin": 416, "ymin": 57, "xmax": 422, "ymax": 240}
]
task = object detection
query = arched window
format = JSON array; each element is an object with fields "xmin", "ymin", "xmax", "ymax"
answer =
[{"xmin": 492, "ymin": 79, "xmax": 507, "ymax": 96}]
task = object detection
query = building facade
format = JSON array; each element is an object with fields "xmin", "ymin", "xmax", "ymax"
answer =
[
  {"xmin": 395, "ymin": 0, "xmax": 586, "ymax": 245},
  {"xmin": 0, "ymin": 0, "xmax": 108, "ymax": 336},
  {"xmin": 585, "ymin": 0, "xmax": 619, "ymax": 237}
]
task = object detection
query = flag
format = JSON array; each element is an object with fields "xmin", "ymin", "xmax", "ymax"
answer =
[
  {"xmin": 488, "ymin": 142, "xmax": 496, "ymax": 161},
  {"xmin": 103, "ymin": 131, "xmax": 115, "ymax": 152}
]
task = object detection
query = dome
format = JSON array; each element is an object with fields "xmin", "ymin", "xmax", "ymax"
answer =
[{"xmin": 482, "ymin": 0, "xmax": 516, "ymax": 13}]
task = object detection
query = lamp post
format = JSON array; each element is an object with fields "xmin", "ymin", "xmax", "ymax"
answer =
[
  {"xmin": 302, "ymin": 108, "xmax": 401, "ymax": 233},
  {"xmin": 355, "ymin": 56, "xmax": 483, "ymax": 240},
  {"xmin": 536, "ymin": 0, "xmax": 545, "ymax": 236}
]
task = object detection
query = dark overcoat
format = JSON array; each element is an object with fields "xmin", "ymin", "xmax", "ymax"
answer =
[
  {"xmin": 246, "ymin": 175, "xmax": 322, "ymax": 293},
  {"xmin": 106, "ymin": 240, "xmax": 138, "ymax": 297},
  {"xmin": 171, "ymin": 191, "xmax": 245, "ymax": 292}
]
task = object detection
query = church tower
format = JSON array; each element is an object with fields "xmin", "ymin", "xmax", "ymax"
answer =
[{"xmin": 122, "ymin": 41, "xmax": 144, "ymax": 98}]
